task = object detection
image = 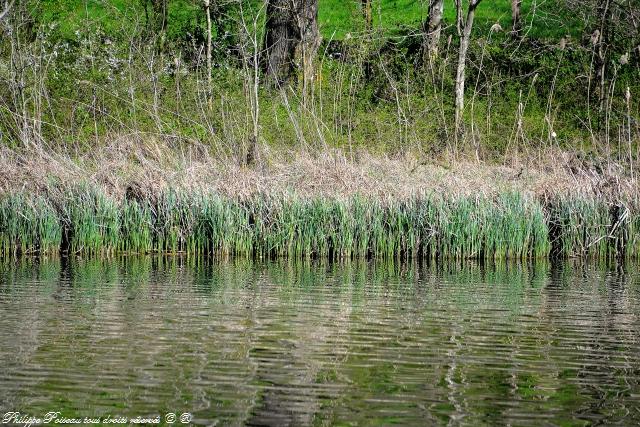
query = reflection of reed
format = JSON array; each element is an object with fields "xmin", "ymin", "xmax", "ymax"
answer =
[
  {"xmin": 534, "ymin": 261, "xmax": 640, "ymax": 421},
  {"xmin": 242, "ymin": 263, "xmax": 353, "ymax": 426},
  {"xmin": 1, "ymin": 258, "xmax": 639, "ymax": 425}
]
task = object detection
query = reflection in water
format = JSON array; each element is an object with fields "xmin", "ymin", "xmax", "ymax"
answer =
[{"xmin": 0, "ymin": 258, "xmax": 639, "ymax": 426}]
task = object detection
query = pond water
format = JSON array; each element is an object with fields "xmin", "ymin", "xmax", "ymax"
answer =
[{"xmin": 0, "ymin": 258, "xmax": 639, "ymax": 426}]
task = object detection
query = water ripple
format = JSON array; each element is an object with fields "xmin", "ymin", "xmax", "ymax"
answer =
[{"xmin": 0, "ymin": 259, "xmax": 639, "ymax": 425}]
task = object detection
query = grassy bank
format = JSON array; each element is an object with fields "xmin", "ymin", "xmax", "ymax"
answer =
[
  {"xmin": 2, "ymin": 0, "xmax": 637, "ymax": 159},
  {"xmin": 1, "ymin": 141, "xmax": 639, "ymax": 260}
]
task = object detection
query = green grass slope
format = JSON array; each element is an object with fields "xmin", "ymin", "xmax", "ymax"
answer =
[{"xmin": 319, "ymin": 0, "xmax": 580, "ymax": 39}]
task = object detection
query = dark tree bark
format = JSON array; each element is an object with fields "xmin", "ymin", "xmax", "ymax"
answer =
[
  {"xmin": 263, "ymin": 0, "xmax": 320, "ymax": 87},
  {"xmin": 296, "ymin": 0, "xmax": 320, "ymax": 96},
  {"xmin": 142, "ymin": 0, "xmax": 168, "ymax": 33},
  {"xmin": 264, "ymin": 0, "xmax": 297, "ymax": 83},
  {"xmin": 424, "ymin": 0, "xmax": 444, "ymax": 59}
]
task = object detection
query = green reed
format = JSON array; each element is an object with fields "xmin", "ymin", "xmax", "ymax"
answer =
[
  {"xmin": 59, "ymin": 185, "xmax": 119, "ymax": 254},
  {"xmin": 546, "ymin": 198, "xmax": 637, "ymax": 260},
  {"xmin": 1, "ymin": 186, "xmax": 638, "ymax": 260},
  {"xmin": 0, "ymin": 193, "xmax": 61, "ymax": 256}
]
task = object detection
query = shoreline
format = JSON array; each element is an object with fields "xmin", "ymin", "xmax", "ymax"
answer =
[{"xmin": 1, "ymin": 142, "xmax": 638, "ymax": 260}]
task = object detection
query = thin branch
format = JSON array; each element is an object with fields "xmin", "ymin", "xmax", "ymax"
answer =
[{"xmin": 0, "ymin": 0, "xmax": 14, "ymax": 22}]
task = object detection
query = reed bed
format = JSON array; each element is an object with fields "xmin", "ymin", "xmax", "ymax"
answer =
[
  {"xmin": 0, "ymin": 186, "xmax": 638, "ymax": 260},
  {"xmin": 0, "ymin": 193, "xmax": 61, "ymax": 256}
]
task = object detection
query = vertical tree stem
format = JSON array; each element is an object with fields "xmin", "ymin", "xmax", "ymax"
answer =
[{"xmin": 205, "ymin": 0, "xmax": 213, "ymax": 109}]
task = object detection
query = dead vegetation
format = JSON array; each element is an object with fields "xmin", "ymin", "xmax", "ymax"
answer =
[{"xmin": 0, "ymin": 136, "xmax": 636, "ymax": 205}]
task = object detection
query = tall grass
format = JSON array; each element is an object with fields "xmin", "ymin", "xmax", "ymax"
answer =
[
  {"xmin": 0, "ymin": 193, "xmax": 61, "ymax": 256},
  {"xmin": 60, "ymin": 185, "xmax": 120, "ymax": 254},
  {"xmin": 547, "ymin": 198, "xmax": 638, "ymax": 260},
  {"xmin": 0, "ymin": 186, "xmax": 638, "ymax": 260}
]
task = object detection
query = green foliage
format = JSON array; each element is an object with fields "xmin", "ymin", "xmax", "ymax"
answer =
[
  {"xmin": 119, "ymin": 198, "xmax": 154, "ymax": 253},
  {"xmin": 32, "ymin": 0, "xmax": 583, "ymax": 43},
  {"xmin": 0, "ymin": 0, "xmax": 636, "ymax": 197},
  {"xmin": 1, "ymin": 0, "xmax": 636, "ymax": 157}
]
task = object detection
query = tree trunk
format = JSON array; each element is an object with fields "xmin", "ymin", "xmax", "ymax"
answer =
[
  {"xmin": 296, "ymin": 0, "xmax": 320, "ymax": 97},
  {"xmin": 264, "ymin": 0, "xmax": 297, "ymax": 84},
  {"xmin": 424, "ymin": 0, "xmax": 444, "ymax": 59},
  {"xmin": 362, "ymin": 0, "xmax": 372, "ymax": 31},
  {"xmin": 454, "ymin": 0, "xmax": 482, "ymax": 141},
  {"xmin": 204, "ymin": 0, "xmax": 213, "ymax": 108},
  {"xmin": 150, "ymin": 0, "xmax": 168, "ymax": 33},
  {"xmin": 511, "ymin": 0, "xmax": 522, "ymax": 36},
  {"xmin": 263, "ymin": 0, "xmax": 320, "ymax": 87},
  {"xmin": 454, "ymin": 0, "xmax": 463, "ymax": 36},
  {"xmin": 595, "ymin": 0, "xmax": 612, "ymax": 116},
  {"xmin": 237, "ymin": 1, "xmax": 262, "ymax": 165}
]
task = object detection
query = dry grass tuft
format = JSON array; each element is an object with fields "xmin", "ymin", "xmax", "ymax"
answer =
[{"xmin": 0, "ymin": 136, "xmax": 637, "ymax": 204}]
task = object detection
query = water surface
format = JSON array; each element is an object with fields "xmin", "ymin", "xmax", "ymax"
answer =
[{"xmin": 1, "ymin": 258, "xmax": 639, "ymax": 426}]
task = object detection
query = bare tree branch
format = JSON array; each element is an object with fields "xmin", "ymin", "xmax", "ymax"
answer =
[{"xmin": 0, "ymin": 0, "xmax": 15, "ymax": 22}]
